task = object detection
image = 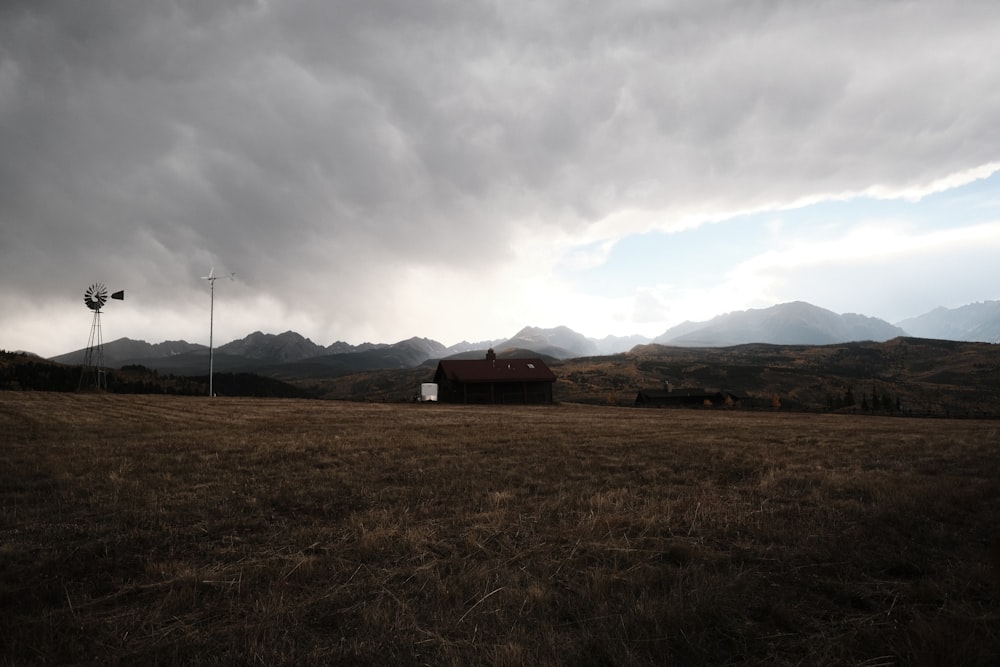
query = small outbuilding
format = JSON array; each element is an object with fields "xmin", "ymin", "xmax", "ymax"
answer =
[{"xmin": 432, "ymin": 349, "xmax": 556, "ymax": 404}]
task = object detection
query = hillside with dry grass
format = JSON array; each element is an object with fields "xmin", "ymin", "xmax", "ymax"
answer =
[
  {"xmin": 2, "ymin": 393, "xmax": 998, "ymax": 665},
  {"xmin": 302, "ymin": 338, "xmax": 1000, "ymax": 417},
  {"xmin": 6, "ymin": 337, "xmax": 998, "ymax": 416},
  {"xmin": 555, "ymin": 337, "xmax": 1000, "ymax": 415}
]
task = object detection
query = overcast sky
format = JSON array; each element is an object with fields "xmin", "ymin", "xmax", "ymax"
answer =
[{"xmin": 3, "ymin": 0, "xmax": 1000, "ymax": 358}]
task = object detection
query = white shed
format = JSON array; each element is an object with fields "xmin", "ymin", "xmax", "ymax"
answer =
[{"xmin": 419, "ymin": 383, "xmax": 438, "ymax": 402}]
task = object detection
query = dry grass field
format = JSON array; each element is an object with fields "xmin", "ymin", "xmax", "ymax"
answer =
[{"xmin": 2, "ymin": 392, "xmax": 999, "ymax": 666}]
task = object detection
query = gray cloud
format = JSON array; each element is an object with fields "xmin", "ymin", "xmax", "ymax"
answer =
[{"xmin": 3, "ymin": 1, "xmax": 1000, "ymax": 354}]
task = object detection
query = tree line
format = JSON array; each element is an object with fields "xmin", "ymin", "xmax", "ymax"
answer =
[
  {"xmin": 827, "ymin": 384, "xmax": 901, "ymax": 413},
  {"xmin": 0, "ymin": 351, "xmax": 304, "ymax": 398}
]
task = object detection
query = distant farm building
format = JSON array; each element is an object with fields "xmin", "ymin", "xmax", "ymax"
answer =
[
  {"xmin": 433, "ymin": 349, "xmax": 556, "ymax": 404},
  {"xmin": 635, "ymin": 387, "xmax": 744, "ymax": 408}
]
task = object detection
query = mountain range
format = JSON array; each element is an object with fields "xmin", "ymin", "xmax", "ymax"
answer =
[
  {"xmin": 896, "ymin": 300, "xmax": 1000, "ymax": 342},
  {"xmin": 45, "ymin": 300, "xmax": 999, "ymax": 377}
]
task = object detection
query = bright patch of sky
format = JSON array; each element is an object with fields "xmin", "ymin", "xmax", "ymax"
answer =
[{"xmin": 562, "ymin": 170, "xmax": 1000, "ymax": 329}]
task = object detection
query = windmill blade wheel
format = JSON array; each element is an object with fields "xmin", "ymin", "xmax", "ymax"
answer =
[{"xmin": 84, "ymin": 283, "xmax": 108, "ymax": 311}]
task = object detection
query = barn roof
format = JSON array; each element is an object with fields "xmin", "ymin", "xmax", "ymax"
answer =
[{"xmin": 434, "ymin": 358, "xmax": 556, "ymax": 383}]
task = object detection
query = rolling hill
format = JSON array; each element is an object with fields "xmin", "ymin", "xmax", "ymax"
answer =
[
  {"xmin": 8, "ymin": 333, "xmax": 999, "ymax": 417},
  {"xmin": 304, "ymin": 337, "xmax": 1000, "ymax": 417}
]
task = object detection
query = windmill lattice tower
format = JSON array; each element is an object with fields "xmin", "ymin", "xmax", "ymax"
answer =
[{"xmin": 78, "ymin": 283, "xmax": 123, "ymax": 391}]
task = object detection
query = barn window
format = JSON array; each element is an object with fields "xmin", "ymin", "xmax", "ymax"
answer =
[{"xmin": 527, "ymin": 363, "xmax": 535, "ymax": 369}]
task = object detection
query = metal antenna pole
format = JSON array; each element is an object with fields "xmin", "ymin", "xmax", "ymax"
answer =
[
  {"xmin": 208, "ymin": 277, "xmax": 215, "ymax": 397},
  {"xmin": 202, "ymin": 269, "xmax": 234, "ymax": 397}
]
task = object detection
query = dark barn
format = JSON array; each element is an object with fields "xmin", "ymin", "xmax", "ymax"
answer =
[{"xmin": 433, "ymin": 350, "xmax": 556, "ymax": 404}]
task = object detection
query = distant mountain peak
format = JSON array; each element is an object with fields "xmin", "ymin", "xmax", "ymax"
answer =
[
  {"xmin": 48, "ymin": 337, "xmax": 206, "ymax": 367},
  {"xmin": 897, "ymin": 300, "xmax": 1000, "ymax": 343},
  {"xmin": 655, "ymin": 301, "xmax": 905, "ymax": 346},
  {"xmin": 498, "ymin": 325, "xmax": 600, "ymax": 359},
  {"xmin": 218, "ymin": 330, "xmax": 327, "ymax": 362}
]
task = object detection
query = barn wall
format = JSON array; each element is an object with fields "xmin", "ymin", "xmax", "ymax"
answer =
[{"xmin": 438, "ymin": 380, "xmax": 553, "ymax": 404}]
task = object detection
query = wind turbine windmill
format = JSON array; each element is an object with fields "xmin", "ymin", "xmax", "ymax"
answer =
[
  {"xmin": 202, "ymin": 267, "xmax": 235, "ymax": 397},
  {"xmin": 78, "ymin": 282, "xmax": 125, "ymax": 391}
]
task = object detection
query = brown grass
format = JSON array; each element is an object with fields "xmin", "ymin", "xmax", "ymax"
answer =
[{"xmin": 2, "ymin": 392, "xmax": 999, "ymax": 665}]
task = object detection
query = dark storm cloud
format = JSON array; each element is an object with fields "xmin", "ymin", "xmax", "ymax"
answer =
[{"xmin": 2, "ymin": 1, "xmax": 1000, "ymax": 354}]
